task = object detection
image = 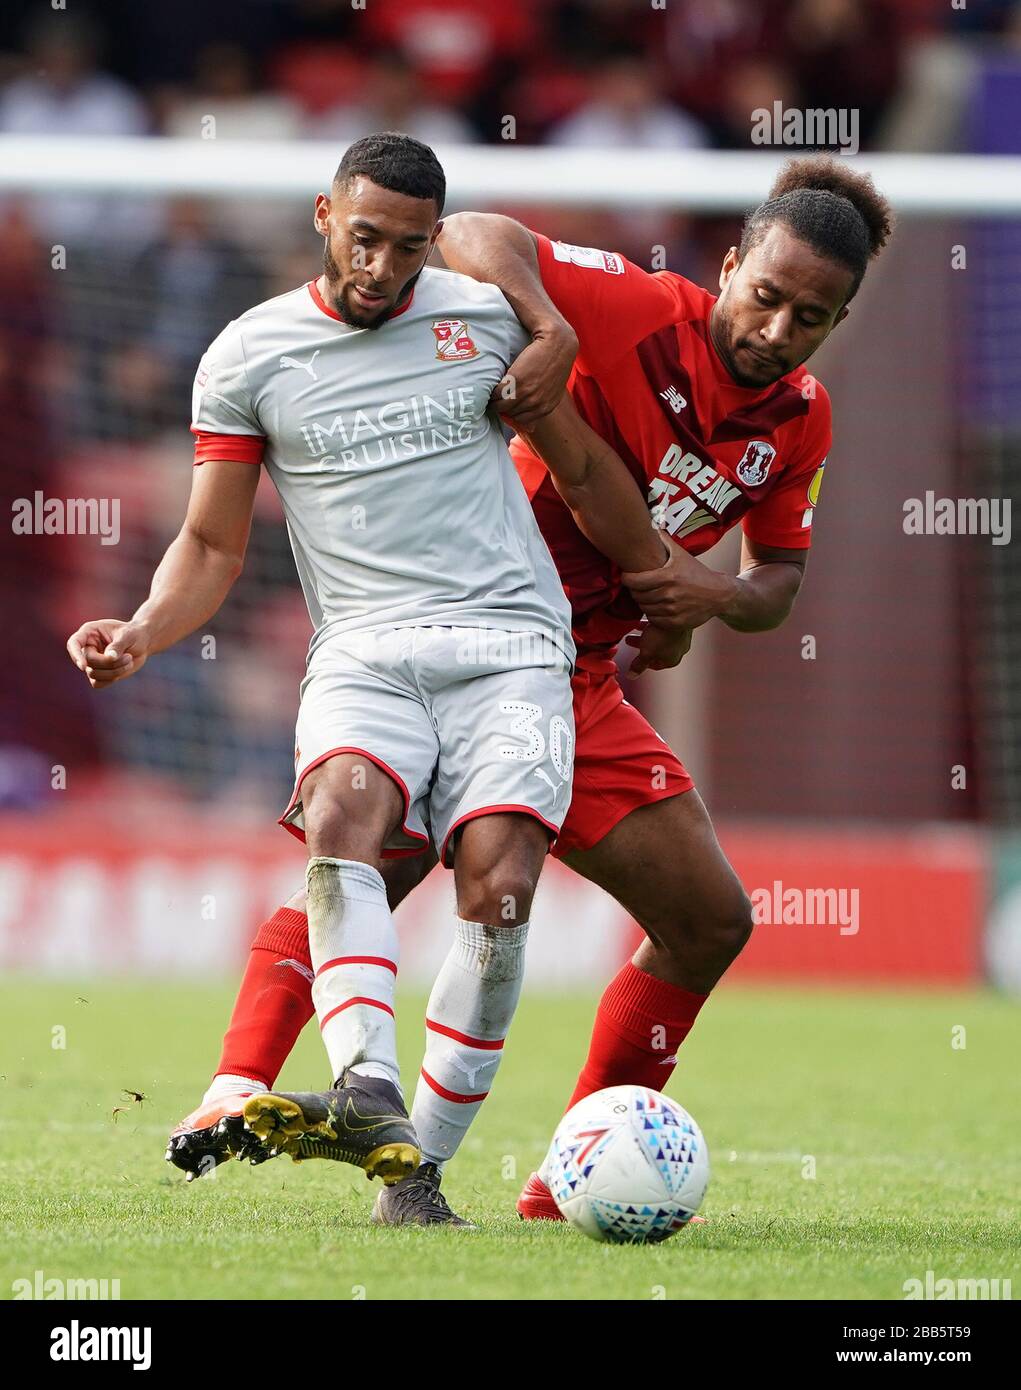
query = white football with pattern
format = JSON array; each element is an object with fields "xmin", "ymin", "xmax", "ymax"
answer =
[{"xmin": 547, "ymin": 1085, "xmax": 710, "ymax": 1244}]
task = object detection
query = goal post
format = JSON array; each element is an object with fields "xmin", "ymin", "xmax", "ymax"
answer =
[{"xmin": 2, "ymin": 135, "xmax": 1021, "ymax": 214}]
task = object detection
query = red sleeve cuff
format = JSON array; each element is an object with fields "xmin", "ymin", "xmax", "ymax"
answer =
[{"xmin": 191, "ymin": 428, "xmax": 266, "ymax": 465}]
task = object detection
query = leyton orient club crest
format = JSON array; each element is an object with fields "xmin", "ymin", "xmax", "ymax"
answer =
[
  {"xmin": 432, "ymin": 319, "xmax": 479, "ymax": 362},
  {"xmin": 736, "ymin": 440, "xmax": 776, "ymax": 487}
]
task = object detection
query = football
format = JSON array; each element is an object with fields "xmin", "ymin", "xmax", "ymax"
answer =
[{"xmin": 546, "ymin": 1085, "xmax": 710, "ymax": 1243}]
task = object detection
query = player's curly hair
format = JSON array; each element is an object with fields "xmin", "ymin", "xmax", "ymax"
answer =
[
  {"xmin": 334, "ymin": 131, "xmax": 446, "ymax": 215},
  {"xmin": 739, "ymin": 156, "xmax": 894, "ymax": 300}
]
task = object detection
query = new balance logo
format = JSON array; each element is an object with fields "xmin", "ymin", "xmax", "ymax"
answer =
[
  {"xmin": 660, "ymin": 385, "xmax": 687, "ymax": 413},
  {"xmin": 280, "ymin": 350, "xmax": 320, "ymax": 381}
]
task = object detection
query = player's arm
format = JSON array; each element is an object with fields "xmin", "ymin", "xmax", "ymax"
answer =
[
  {"xmin": 517, "ymin": 396, "xmax": 668, "ymax": 574},
  {"xmin": 440, "ymin": 211, "xmax": 685, "ymax": 395},
  {"xmin": 623, "ymin": 534, "xmax": 806, "ymax": 634},
  {"xmin": 66, "ymin": 459, "xmax": 259, "ymax": 689},
  {"xmin": 720, "ymin": 537, "xmax": 807, "ymax": 631},
  {"xmin": 436, "ymin": 213, "xmax": 576, "ymax": 425},
  {"xmin": 518, "ymin": 398, "xmax": 690, "ymax": 673},
  {"xmin": 624, "ymin": 411, "xmax": 828, "ymax": 639}
]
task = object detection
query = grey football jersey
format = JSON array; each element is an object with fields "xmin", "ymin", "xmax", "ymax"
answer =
[{"xmin": 191, "ymin": 268, "xmax": 574, "ymax": 664}]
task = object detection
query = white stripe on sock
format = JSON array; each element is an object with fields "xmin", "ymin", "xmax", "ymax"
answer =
[
  {"xmin": 412, "ymin": 918, "xmax": 528, "ymax": 1167},
  {"xmin": 306, "ymin": 856, "xmax": 401, "ymax": 1090}
]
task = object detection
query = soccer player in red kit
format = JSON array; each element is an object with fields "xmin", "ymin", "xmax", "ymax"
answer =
[{"xmin": 162, "ymin": 157, "xmax": 892, "ymax": 1224}]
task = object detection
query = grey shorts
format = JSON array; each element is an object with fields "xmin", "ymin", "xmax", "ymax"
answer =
[{"xmin": 279, "ymin": 625, "xmax": 575, "ymax": 865}]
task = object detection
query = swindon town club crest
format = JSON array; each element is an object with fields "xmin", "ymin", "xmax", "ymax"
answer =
[
  {"xmin": 736, "ymin": 440, "xmax": 776, "ymax": 487},
  {"xmin": 432, "ymin": 319, "xmax": 480, "ymax": 361}
]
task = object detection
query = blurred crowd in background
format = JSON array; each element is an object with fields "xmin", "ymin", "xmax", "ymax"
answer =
[
  {"xmin": 1, "ymin": 0, "xmax": 1019, "ymax": 819},
  {"xmin": 3, "ymin": 0, "xmax": 1018, "ymax": 155}
]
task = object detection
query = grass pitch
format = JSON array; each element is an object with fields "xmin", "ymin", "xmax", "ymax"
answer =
[{"xmin": 0, "ymin": 980, "xmax": 1017, "ymax": 1301}]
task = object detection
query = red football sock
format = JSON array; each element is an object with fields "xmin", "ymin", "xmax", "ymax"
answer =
[
  {"xmin": 214, "ymin": 907, "xmax": 315, "ymax": 1088},
  {"xmin": 565, "ymin": 961, "xmax": 708, "ymax": 1111}
]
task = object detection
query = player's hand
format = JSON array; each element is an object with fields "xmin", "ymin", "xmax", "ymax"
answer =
[
  {"xmin": 625, "ymin": 623, "xmax": 693, "ymax": 677},
  {"xmin": 623, "ymin": 530, "xmax": 739, "ymax": 629},
  {"xmin": 492, "ymin": 321, "xmax": 578, "ymax": 427},
  {"xmin": 66, "ymin": 619, "xmax": 151, "ymax": 690}
]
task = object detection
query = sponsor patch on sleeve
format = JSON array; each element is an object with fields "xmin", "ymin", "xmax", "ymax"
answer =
[
  {"xmin": 807, "ymin": 458, "xmax": 826, "ymax": 508},
  {"xmin": 550, "ymin": 241, "xmax": 625, "ymax": 275}
]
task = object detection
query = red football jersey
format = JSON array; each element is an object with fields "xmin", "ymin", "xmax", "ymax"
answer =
[{"xmin": 510, "ymin": 235, "xmax": 832, "ymax": 664}]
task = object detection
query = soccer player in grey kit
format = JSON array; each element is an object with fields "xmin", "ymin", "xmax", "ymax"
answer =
[{"xmin": 67, "ymin": 134, "xmax": 674, "ymax": 1225}]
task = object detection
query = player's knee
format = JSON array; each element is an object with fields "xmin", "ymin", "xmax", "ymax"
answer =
[
  {"xmin": 303, "ymin": 800, "xmax": 356, "ymax": 858},
  {"xmin": 457, "ymin": 864, "xmax": 540, "ymax": 927},
  {"xmin": 692, "ymin": 892, "xmax": 754, "ymax": 965},
  {"xmin": 380, "ymin": 848, "xmax": 435, "ymax": 912},
  {"xmin": 301, "ymin": 756, "xmax": 401, "ymax": 859},
  {"xmin": 654, "ymin": 890, "xmax": 753, "ymax": 967},
  {"xmin": 302, "ymin": 790, "xmax": 384, "ymax": 860},
  {"xmin": 454, "ymin": 814, "xmax": 548, "ymax": 924}
]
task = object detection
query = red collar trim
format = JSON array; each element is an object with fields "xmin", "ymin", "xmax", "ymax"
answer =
[
  {"xmin": 308, "ymin": 278, "xmax": 341, "ymax": 320},
  {"xmin": 389, "ymin": 291, "xmax": 415, "ymax": 319},
  {"xmin": 307, "ymin": 280, "xmax": 416, "ymax": 323}
]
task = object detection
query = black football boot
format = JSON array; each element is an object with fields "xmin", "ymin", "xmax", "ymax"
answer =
[
  {"xmin": 242, "ymin": 1069, "xmax": 420, "ymax": 1184},
  {"xmin": 371, "ymin": 1162, "xmax": 475, "ymax": 1228}
]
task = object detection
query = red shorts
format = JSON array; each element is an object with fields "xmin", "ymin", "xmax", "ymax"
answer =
[{"xmin": 554, "ymin": 668, "xmax": 694, "ymax": 858}]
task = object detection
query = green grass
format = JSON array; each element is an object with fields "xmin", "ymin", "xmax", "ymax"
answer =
[{"xmin": 0, "ymin": 981, "xmax": 1018, "ymax": 1300}]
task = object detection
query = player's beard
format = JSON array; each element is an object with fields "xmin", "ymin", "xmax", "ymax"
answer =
[
  {"xmin": 710, "ymin": 298, "xmax": 790, "ymax": 388},
  {"xmin": 323, "ymin": 242, "xmax": 422, "ymax": 331}
]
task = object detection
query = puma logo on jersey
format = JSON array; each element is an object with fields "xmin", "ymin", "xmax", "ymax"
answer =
[
  {"xmin": 531, "ymin": 764, "xmax": 568, "ymax": 805},
  {"xmin": 280, "ymin": 349, "xmax": 320, "ymax": 380}
]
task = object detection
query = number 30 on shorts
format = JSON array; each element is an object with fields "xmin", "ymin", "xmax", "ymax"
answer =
[{"xmin": 498, "ymin": 701, "xmax": 574, "ymax": 779}]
